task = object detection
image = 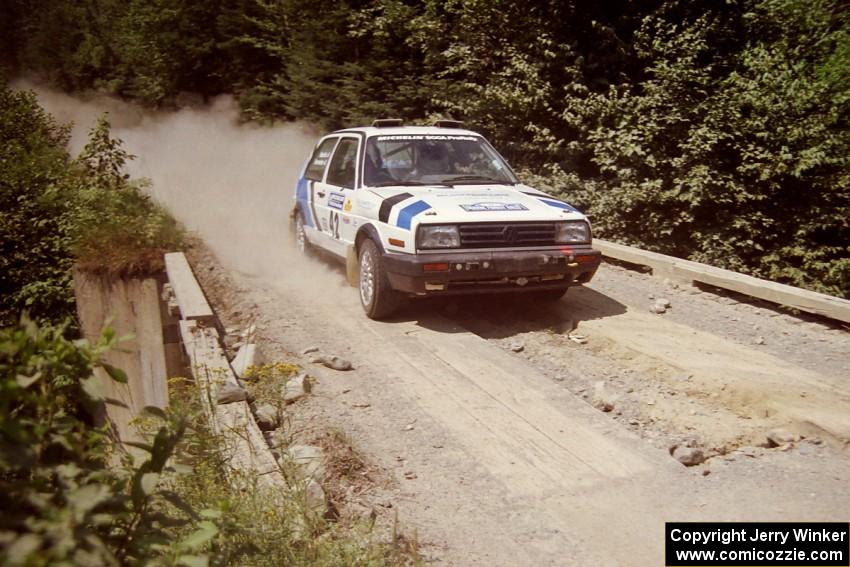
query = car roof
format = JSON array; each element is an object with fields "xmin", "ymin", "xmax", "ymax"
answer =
[{"xmin": 331, "ymin": 125, "xmax": 483, "ymax": 138}]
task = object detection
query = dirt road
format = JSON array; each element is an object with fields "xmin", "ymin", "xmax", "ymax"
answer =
[
  {"xmin": 29, "ymin": 87, "xmax": 849, "ymax": 565},
  {"xmin": 188, "ymin": 243, "xmax": 848, "ymax": 566}
]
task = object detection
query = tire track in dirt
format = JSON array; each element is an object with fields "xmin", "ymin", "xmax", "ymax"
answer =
[{"xmin": 451, "ymin": 274, "xmax": 850, "ymax": 454}]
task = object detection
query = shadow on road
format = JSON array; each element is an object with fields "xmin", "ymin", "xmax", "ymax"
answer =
[
  {"xmin": 306, "ymin": 251, "xmax": 627, "ymax": 338},
  {"xmin": 393, "ymin": 285, "xmax": 627, "ymax": 339}
]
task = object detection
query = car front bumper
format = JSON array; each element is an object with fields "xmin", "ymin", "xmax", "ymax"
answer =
[{"xmin": 382, "ymin": 245, "xmax": 601, "ymax": 296}]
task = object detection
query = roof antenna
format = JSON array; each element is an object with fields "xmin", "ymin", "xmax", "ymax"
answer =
[
  {"xmin": 434, "ymin": 119, "xmax": 464, "ymax": 128},
  {"xmin": 372, "ymin": 119, "xmax": 404, "ymax": 128}
]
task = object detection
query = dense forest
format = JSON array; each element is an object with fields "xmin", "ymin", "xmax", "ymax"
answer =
[
  {"xmin": 0, "ymin": 87, "xmax": 182, "ymax": 327},
  {"xmin": 2, "ymin": 0, "xmax": 848, "ymax": 298}
]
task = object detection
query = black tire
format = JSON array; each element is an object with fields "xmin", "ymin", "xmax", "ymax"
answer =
[
  {"xmin": 358, "ymin": 239, "xmax": 403, "ymax": 319},
  {"xmin": 293, "ymin": 211, "xmax": 311, "ymax": 255},
  {"xmin": 527, "ymin": 286, "xmax": 569, "ymax": 302}
]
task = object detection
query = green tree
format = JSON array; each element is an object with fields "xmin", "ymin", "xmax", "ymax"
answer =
[
  {"xmin": 5, "ymin": 0, "xmax": 848, "ymax": 296},
  {"xmin": 565, "ymin": 0, "xmax": 849, "ymax": 296},
  {"xmin": 0, "ymin": 85, "xmax": 76, "ymax": 326},
  {"xmin": 110, "ymin": 0, "xmax": 225, "ymax": 105},
  {"xmin": 0, "ymin": 85, "xmax": 183, "ymax": 326}
]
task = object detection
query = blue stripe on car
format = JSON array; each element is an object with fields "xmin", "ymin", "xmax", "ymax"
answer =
[
  {"xmin": 396, "ymin": 200, "xmax": 432, "ymax": 230},
  {"xmin": 538, "ymin": 197, "xmax": 578, "ymax": 212},
  {"xmin": 296, "ymin": 177, "xmax": 314, "ymax": 227}
]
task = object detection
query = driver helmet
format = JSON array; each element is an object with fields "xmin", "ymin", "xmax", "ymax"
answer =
[{"xmin": 419, "ymin": 142, "xmax": 449, "ymax": 172}]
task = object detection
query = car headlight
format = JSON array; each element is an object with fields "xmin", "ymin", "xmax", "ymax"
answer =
[
  {"xmin": 554, "ymin": 221, "xmax": 590, "ymax": 243},
  {"xmin": 418, "ymin": 225, "xmax": 460, "ymax": 249}
]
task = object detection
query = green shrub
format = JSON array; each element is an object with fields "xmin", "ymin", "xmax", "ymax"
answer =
[
  {"xmin": 0, "ymin": 317, "xmax": 213, "ymax": 566},
  {"xmin": 0, "ymin": 84, "xmax": 184, "ymax": 327},
  {"xmin": 563, "ymin": 1, "xmax": 850, "ymax": 297},
  {"xmin": 0, "ymin": 318, "xmax": 415, "ymax": 565},
  {"xmin": 0, "ymin": 86, "xmax": 77, "ymax": 326},
  {"xmin": 70, "ymin": 117, "xmax": 183, "ymax": 277}
]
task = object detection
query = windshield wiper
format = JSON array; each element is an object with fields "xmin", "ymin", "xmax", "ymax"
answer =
[
  {"xmin": 441, "ymin": 175, "xmax": 515, "ymax": 185},
  {"xmin": 371, "ymin": 180, "xmax": 452, "ymax": 187},
  {"xmin": 371, "ymin": 180, "xmax": 427, "ymax": 187}
]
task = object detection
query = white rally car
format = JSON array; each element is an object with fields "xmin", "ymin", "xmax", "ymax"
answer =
[{"xmin": 291, "ymin": 119, "xmax": 601, "ymax": 319}]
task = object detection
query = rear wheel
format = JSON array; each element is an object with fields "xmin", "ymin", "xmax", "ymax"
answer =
[
  {"xmin": 358, "ymin": 239, "xmax": 402, "ymax": 319},
  {"xmin": 294, "ymin": 211, "xmax": 310, "ymax": 255}
]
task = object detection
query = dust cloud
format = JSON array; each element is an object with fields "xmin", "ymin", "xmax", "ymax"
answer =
[{"xmin": 14, "ymin": 79, "xmax": 351, "ymax": 302}]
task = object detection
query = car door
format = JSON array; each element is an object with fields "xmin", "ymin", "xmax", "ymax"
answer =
[
  {"xmin": 315, "ymin": 136, "xmax": 359, "ymax": 256},
  {"xmin": 301, "ymin": 136, "xmax": 339, "ymax": 247}
]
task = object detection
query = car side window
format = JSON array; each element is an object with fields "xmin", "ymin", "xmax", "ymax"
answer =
[
  {"xmin": 326, "ymin": 138, "xmax": 358, "ymax": 189},
  {"xmin": 305, "ymin": 138, "xmax": 338, "ymax": 181}
]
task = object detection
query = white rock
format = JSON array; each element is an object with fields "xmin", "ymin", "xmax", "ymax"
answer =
[
  {"xmin": 231, "ymin": 343, "xmax": 256, "ymax": 378},
  {"xmin": 592, "ymin": 381, "xmax": 616, "ymax": 412},
  {"xmin": 314, "ymin": 355, "xmax": 352, "ymax": 371},
  {"xmin": 282, "ymin": 372, "xmax": 312, "ymax": 404},
  {"xmin": 766, "ymin": 428, "xmax": 800, "ymax": 447},
  {"xmin": 649, "ymin": 302, "xmax": 667, "ymax": 314},
  {"xmin": 672, "ymin": 446, "xmax": 705, "ymax": 466},
  {"xmin": 255, "ymin": 403, "xmax": 279, "ymax": 431},
  {"xmin": 223, "ymin": 333, "xmax": 241, "ymax": 350},
  {"xmin": 167, "ymin": 298, "xmax": 180, "ymax": 317},
  {"xmin": 216, "ymin": 383, "xmax": 247, "ymax": 405},
  {"xmin": 161, "ymin": 283, "xmax": 174, "ymax": 301},
  {"xmin": 567, "ymin": 333, "xmax": 588, "ymax": 344},
  {"xmin": 287, "ymin": 445, "xmax": 326, "ymax": 480}
]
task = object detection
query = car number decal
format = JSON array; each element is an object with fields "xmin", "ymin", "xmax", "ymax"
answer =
[
  {"xmin": 328, "ymin": 210, "xmax": 341, "ymax": 238},
  {"xmin": 328, "ymin": 192, "xmax": 345, "ymax": 210}
]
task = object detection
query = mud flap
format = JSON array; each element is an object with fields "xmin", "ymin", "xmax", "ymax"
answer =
[
  {"xmin": 289, "ymin": 206, "xmax": 298, "ymax": 237},
  {"xmin": 345, "ymin": 245, "xmax": 358, "ymax": 287}
]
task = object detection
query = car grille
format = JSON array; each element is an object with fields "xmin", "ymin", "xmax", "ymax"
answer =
[{"xmin": 458, "ymin": 222, "xmax": 557, "ymax": 248}]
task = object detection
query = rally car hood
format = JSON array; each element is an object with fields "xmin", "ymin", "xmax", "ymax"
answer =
[{"xmin": 367, "ymin": 184, "xmax": 586, "ymax": 224}]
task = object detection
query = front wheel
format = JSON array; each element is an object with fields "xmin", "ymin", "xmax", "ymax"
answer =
[{"xmin": 358, "ymin": 239, "xmax": 402, "ymax": 319}]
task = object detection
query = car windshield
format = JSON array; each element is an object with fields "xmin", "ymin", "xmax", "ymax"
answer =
[{"xmin": 363, "ymin": 134, "xmax": 518, "ymax": 187}]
